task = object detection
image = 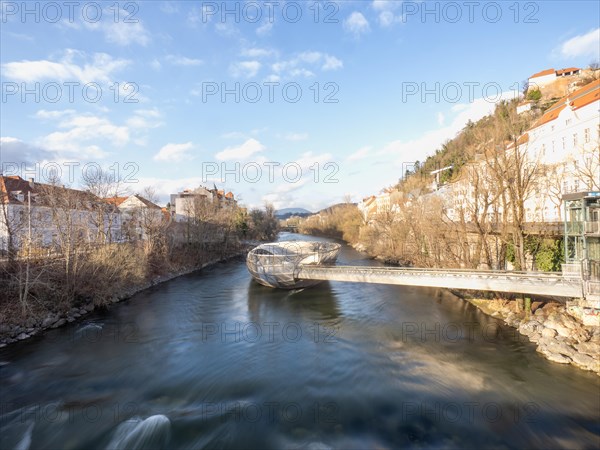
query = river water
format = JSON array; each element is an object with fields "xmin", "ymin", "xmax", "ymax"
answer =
[{"xmin": 1, "ymin": 234, "xmax": 599, "ymax": 449}]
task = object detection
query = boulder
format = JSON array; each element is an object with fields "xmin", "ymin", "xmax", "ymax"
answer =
[
  {"xmin": 51, "ymin": 318, "xmax": 66, "ymax": 329},
  {"xmin": 545, "ymin": 352, "xmax": 572, "ymax": 364},
  {"xmin": 42, "ymin": 315, "xmax": 57, "ymax": 328},
  {"xmin": 571, "ymin": 353, "xmax": 599, "ymax": 371},
  {"xmin": 576, "ymin": 341, "xmax": 599, "ymax": 355},
  {"xmin": 541, "ymin": 328, "xmax": 557, "ymax": 339},
  {"xmin": 555, "ymin": 325, "xmax": 572, "ymax": 338},
  {"xmin": 16, "ymin": 332, "xmax": 29, "ymax": 341}
]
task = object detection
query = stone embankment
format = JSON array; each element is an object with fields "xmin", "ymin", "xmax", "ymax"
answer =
[
  {"xmin": 468, "ymin": 298, "xmax": 600, "ymax": 374},
  {"xmin": 0, "ymin": 253, "xmax": 247, "ymax": 348}
]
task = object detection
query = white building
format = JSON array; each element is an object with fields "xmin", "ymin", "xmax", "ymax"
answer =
[
  {"xmin": 170, "ymin": 187, "xmax": 236, "ymax": 222},
  {"xmin": 528, "ymin": 67, "xmax": 582, "ymax": 90},
  {"xmin": 106, "ymin": 194, "xmax": 164, "ymax": 241},
  {"xmin": 0, "ymin": 176, "xmax": 121, "ymax": 254},
  {"xmin": 524, "ymin": 79, "xmax": 600, "ymax": 222}
]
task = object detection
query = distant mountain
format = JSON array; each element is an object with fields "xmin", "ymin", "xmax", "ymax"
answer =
[{"xmin": 275, "ymin": 208, "xmax": 313, "ymax": 218}]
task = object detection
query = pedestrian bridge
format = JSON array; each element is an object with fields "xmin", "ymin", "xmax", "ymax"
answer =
[{"xmin": 295, "ymin": 265, "xmax": 592, "ymax": 299}]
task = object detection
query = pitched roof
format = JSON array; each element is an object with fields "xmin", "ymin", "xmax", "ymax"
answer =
[
  {"xmin": 0, "ymin": 175, "xmax": 105, "ymax": 209},
  {"xmin": 556, "ymin": 67, "xmax": 580, "ymax": 75},
  {"xmin": 529, "ymin": 68, "xmax": 554, "ymax": 79},
  {"xmin": 532, "ymin": 78, "xmax": 600, "ymax": 129},
  {"xmin": 104, "ymin": 196, "xmax": 128, "ymax": 206}
]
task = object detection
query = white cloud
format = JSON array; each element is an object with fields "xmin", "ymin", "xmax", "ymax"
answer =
[
  {"xmin": 82, "ymin": 8, "xmax": 150, "ymax": 46},
  {"xmin": 230, "ymin": 61, "xmax": 262, "ymax": 78},
  {"xmin": 322, "ymin": 55, "xmax": 343, "ymax": 71},
  {"xmin": 256, "ymin": 20, "xmax": 273, "ymax": 36},
  {"xmin": 160, "ymin": 2, "xmax": 179, "ymax": 14},
  {"xmin": 38, "ymin": 114, "xmax": 129, "ymax": 159},
  {"xmin": 126, "ymin": 108, "xmax": 164, "ymax": 129},
  {"xmin": 346, "ymin": 146, "xmax": 372, "ymax": 161},
  {"xmin": 344, "ymin": 12, "xmax": 370, "ymax": 38},
  {"xmin": 372, "ymin": 0, "xmax": 398, "ymax": 11},
  {"xmin": 153, "ymin": 142, "xmax": 194, "ymax": 162},
  {"xmin": 166, "ymin": 55, "xmax": 204, "ymax": 66},
  {"xmin": 557, "ymin": 28, "xmax": 600, "ymax": 59},
  {"xmin": 284, "ymin": 133, "xmax": 308, "ymax": 141},
  {"xmin": 34, "ymin": 109, "xmax": 76, "ymax": 120},
  {"xmin": 215, "ymin": 138, "xmax": 265, "ymax": 161},
  {"xmin": 270, "ymin": 51, "xmax": 343, "ymax": 79},
  {"xmin": 0, "ymin": 136, "xmax": 21, "ymax": 145},
  {"xmin": 2, "ymin": 49, "xmax": 129, "ymax": 84},
  {"xmin": 371, "ymin": 0, "xmax": 403, "ymax": 27},
  {"xmin": 241, "ymin": 47, "xmax": 277, "ymax": 59},
  {"xmin": 150, "ymin": 59, "xmax": 162, "ymax": 70},
  {"xmin": 437, "ymin": 112, "xmax": 445, "ymax": 126}
]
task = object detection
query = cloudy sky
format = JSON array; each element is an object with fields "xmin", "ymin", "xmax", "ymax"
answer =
[{"xmin": 1, "ymin": 1, "xmax": 599, "ymax": 210}]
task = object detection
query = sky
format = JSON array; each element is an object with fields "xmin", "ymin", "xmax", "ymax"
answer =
[{"xmin": 1, "ymin": 1, "xmax": 599, "ymax": 211}]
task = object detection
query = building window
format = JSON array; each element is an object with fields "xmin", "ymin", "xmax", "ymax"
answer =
[
  {"xmin": 566, "ymin": 119, "xmax": 572, "ymax": 126},
  {"xmin": 551, "ymin": 125, "xmax": 555, "ymax": 132},
  {"xmin": 552, "ymin": 140, "xmax": 555, "ymax": 152},
  {"xmin": 563, "ymin": 180, "xmax": 568, "ymax": 193},
  {"xmin": 562, "ymin": 137, "xmax": 566, "ymax": 150},
  {"xmin": 541, "ymin": 144, "xmax": 546, "ymax": 156},
  {"xmin": 574, "ymin": 180, "xmax": 580, "ymax": 192},
  {"xmin": 573, "ymin": 133, "xmax": 578, "ymax": 147},
  {"xmin": 584, "ymin": 128, "xmax": 590, "ymax": 143}
]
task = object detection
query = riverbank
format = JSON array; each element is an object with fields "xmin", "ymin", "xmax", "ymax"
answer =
[
  {"xmin": 464, "ymin": 297, "xmax": 600, "ymax": 374},
  {"xmin": 0, "ymin": 246, "xmax": 251, "ymax": 348}
]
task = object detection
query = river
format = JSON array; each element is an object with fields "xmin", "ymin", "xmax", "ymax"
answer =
[{"xmin": 1, "ymin": 233, "xmax": 599, "ymax": 449}]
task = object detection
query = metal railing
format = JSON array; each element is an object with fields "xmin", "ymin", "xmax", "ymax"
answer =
[{"xmin": 584, "ymin": 221, "xmax": 600, "ymax": 234}]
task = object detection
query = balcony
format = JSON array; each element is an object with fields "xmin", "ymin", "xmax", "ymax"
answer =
[{"xmin": 584, "ymin": 220, "xmax": 600, "ymax": 235}]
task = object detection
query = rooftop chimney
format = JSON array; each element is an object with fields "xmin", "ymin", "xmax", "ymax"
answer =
[{"xmin": 28, "ymin": 178, "xmax": 35, "ymax": 188}]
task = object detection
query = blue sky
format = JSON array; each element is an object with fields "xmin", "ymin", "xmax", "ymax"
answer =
[{"xmin": 1, "ymin": 1, "xmax": 599, "ymax": 211}]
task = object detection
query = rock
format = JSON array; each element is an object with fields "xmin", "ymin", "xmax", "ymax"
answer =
[
  {"xmin": 546, "ymin": 340, "xmax": 576, "ymax": 358},
  {"xmin": 79, "ymin": 308, "xmax": 88, "ymax": 315},
  {"xmin": 576, "ymin": 341, "xmax": 599, "ymax": 355},
  {"xmin": 531, "ymin": 301, "xmax": 545, "ymax": 313},
  {"xmin": 16, "ymin": 332, "xmax": 30, "ymax": 340},
  {"xmin": 544, "ymin": 320, "xmax": 560, "ymax": 331},
  {"xmin": 571, "ymin": 353, "xmax": 599, "ymax": 371},
  {"xmin": 42, "ymin": 315, "xmax": 56, "ymax": 328},
  {"xmin": 555, "ymin": 325, "xmax": 572, "ymax": 338},
  {"xmin": 519, "ymin": 321, "xmax": 541, "ymax": 336},
  {"xmin": 67, "ymin": 317, "xmax": 75, "ymax": 323},
  {"xmin": 0, "ymin": 323, "xmax": 11, "ymax": 334},
  {"xmin": 25, "ymin": 318, "xmax": 37, "ymax": 328},
  {"xmin": 571, "ymin": 329, "xmax": 591, "ymax": 343},
  {"xmin": 545, "ymin": 352, "xmax": 572, "ymax": 364},
  {"xmin": 541, "ymin": 328, "xmax": 557, "ymax": 339},
  {"xmin": 51, "ymin": 318, "xmax": 66, "ymax": 329},
  {"xmin": 84, "ymin": 304, "xmax": 94, "ymax": 312},
  {"xmin": 529, "ymin": 332, "xmax": 541, "ymax": 343}
]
